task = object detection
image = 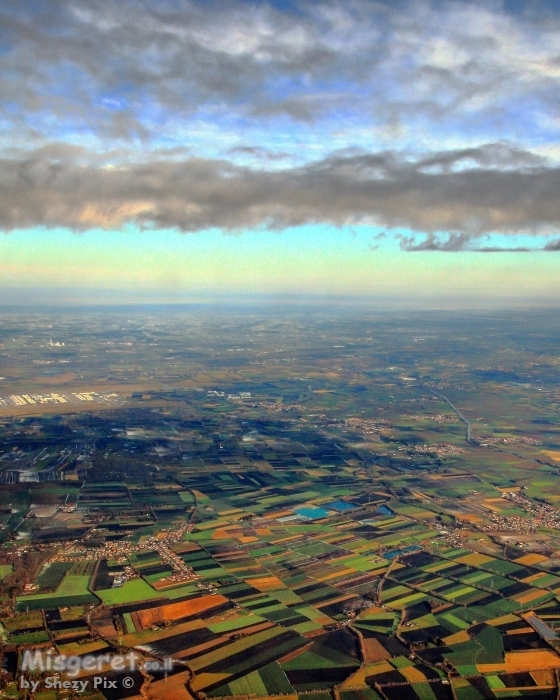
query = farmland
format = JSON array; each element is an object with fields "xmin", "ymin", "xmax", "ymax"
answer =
[{"xmin": 1, "ymin": 307, "xmax": 560, "ymax": 699}]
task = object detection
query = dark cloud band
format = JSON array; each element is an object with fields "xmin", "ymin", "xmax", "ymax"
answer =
[{"xmin": 1, "ymin": 144, "xmax": 560, "ymax": 239}]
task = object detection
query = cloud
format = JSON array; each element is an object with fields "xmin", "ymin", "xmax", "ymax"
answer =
[
  {"xmin": 473, "ymin": 246, "xmax": 533, "ymax": 252},
  {"xmin": 2, "ymin": 0, "xmax": 560, "ymax": 144},
  {"xmin": 368, "ymin": 230, "xmax": 387, "ymax": 250},
  {"xmin": 2, "ymin": 142, "xmax": 560, "ymax": 237},
  {"xmin": 544, "ymin": 238, "xmax": 560, "ymax": 250},
  {"xmin": 398, "ymin": 233, "xmax": 472, "ymax": 251},
  {"xmin": 399, "ymin": 234, "xmax": 560, "ymax": 253}
]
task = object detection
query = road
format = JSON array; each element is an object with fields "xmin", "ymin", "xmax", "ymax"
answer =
[{"xmin": 429, "ymin": 390, "xmax": 474, "ymax": 444}]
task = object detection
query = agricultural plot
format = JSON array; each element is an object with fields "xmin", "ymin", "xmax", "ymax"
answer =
[
  {"xmin": 16, "ymin": 572, "xmax": 98, "ymax": 611},
  {"xmin": 0, "ymin": 564, "xmax": 12, "ymax": 581},
  {"xmin": 3, "ymin": 309, "xmax": 560, "ymax": 699},
  {"xmin": 96, "ymin": 578, "xmax": 165, "ymax": 606}
]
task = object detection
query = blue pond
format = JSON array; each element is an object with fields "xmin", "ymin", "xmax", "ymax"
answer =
[
  {"xmin": 325, "ymin": 501, "xmax": 356, "ymax": 512},
  {"xmin": 384, "ymin": 545, "xmax": 420, "ymax": 559},
  {"xmin": 294, "ymin": 507, "xmax": 330, "ymax": 520},
  {"xmin": 376, "ymin": 505, "xmax": 393, "ymax": 516}
]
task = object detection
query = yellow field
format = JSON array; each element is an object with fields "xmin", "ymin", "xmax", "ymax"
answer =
[
  {"xmin": 412, "ymin": 510, "xmax": 437, "ymax": 519},
  {"xmin": 248, "ymin": 575, "xmax": 286, "ymax": 592},
  {"xmin": 488, "ymin": 614, "xmax": 522, "ymax": 627},
  {"xmin": 218, "ymin": 508, "xmax": 244, "ymax": 516},
  {"xmin": 171, "ymin": 542, "xmax": 202, "ymax": 554},
  {"xmin": 58, "ymin": 640, "xmax": 108, "ymax": 656},
  {"xmin": 456, "ymin": 552, "xmax": 493, "ymax": 566},
  {"xmin": 479, "ymin": 650, "xmax": 560, "ymax": 673},
  {"xmin": 339, "ymin": 661, "xmax": 393, "ymax": 689},
  {"xmin": 443, "ymin": 631, "xmax": 470, "ymax": 644},
  {"xmin": 316, "ymin": 568, "xmax": 356, "ymax": 582},
  {"xmin": 513, "ymin": 589, "xmax": 547, "ymax": 604},
  {"xmin": 264, "ymin": 510, "xmax": 293, "ymax": 520},
  {"xmin": 457, "ymin": 514, "xmax": 483, "ymax": 524},
  {"xmin": 255, "ymin": 528, "xmax": 272, "ymax": 536},
  {"xmin": 400, "ymin": 667, "xmax": 428, "ymax": 683},
  {"xmin": 543, "ymin": 451, "xmax": 560, "ymax": 461},
  {"xmin": 359, "ymin": 605, "xmax": 386, "ymax": 617},
  {"xmin": 192, "ymin": 672, "xmax": 230, "ymax": 692},
  {"xmin": 211, "ymin": 526, "xmax": 240, "ymax": 539},
  {"xmin": 531, "ymin": 670, "xmax": 556, "ymax": 686},
  {"xmin": 516, "ymin": 553, "xmax": 548, "ymax": 565}
]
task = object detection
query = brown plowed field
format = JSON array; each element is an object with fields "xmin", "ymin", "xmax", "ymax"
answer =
[
  {"xmin": 136, "ymin": 594, "xmax": 228, "ymax": 629},
  {"xmin": 362, "ymin": 637, "xmax": 392, "ymax": 663}
]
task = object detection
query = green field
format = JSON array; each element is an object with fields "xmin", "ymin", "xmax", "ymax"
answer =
[
  {"xmin": 16, "ymin": 574, "xmax": 98, "ymax": 611},
  {"xmin": 96, "ymin": 578, "xmax": 164, "ymax": 606}
]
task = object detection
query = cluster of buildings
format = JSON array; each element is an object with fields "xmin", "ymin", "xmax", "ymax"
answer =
[
  {"xmin": 479, "ymin": 437, "xmax": 542, "ymax": 446},
  {"xmin": 401, "ymin": 414, "xmax": 458, "ymax": 423},
  {"xmin": 207, "ymin": 390, "xmax": 252, "ymax": 400},
  {"xmin": 408, "ymin": 444, "xmax": 468, "ymax": 457},
  {"xmin": 502, "ymin": 492, "xmax": 560, "ymax": 530},
  {"xmin": 477, "ymin": 492, "xmax": 560, "ymax": 535},
  {"xmin": 52, "ymin": 522, "xmax": 198, "ymax": 584},
  {"xmin": 6, "ymin": 393, "xmax": 67, "ymax": 406},
  {"xmin": 345, "ymin": 417, "xmax": 390, "ymax": 435},
  {"xmin": 0, "ymin": 391, "xmax": 119, "ymax": 407}
]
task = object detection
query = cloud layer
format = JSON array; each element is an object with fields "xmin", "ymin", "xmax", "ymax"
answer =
[
  {"xmin": 2, "ymin": 144, "xmax": 560, "ymax": 236},
  {"xmin": 1, "ymin": 0, "xmax": 560, "ymax": 246},
  {"xmin": 3, "ymin": 0, "xmax": 560, "ymax": 143}
]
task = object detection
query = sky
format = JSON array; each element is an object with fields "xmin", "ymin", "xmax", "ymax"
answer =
[{"xmin": 1, "ymin": 0, "xmax": 560, "ymax": 306}]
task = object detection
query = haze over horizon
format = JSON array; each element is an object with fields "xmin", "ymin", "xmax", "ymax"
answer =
[{"xmin": 2, "ymin": 0, "xmax": 560, "ymax": 305}]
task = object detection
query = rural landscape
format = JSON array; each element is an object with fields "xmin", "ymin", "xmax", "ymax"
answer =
[
  {"xmin": 3, "ymin": 0, "xmax": 560, "ymax": 697},
  {"xmin": 0, "ymin": 306, "xmax": 559, "ymax": 700}
]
